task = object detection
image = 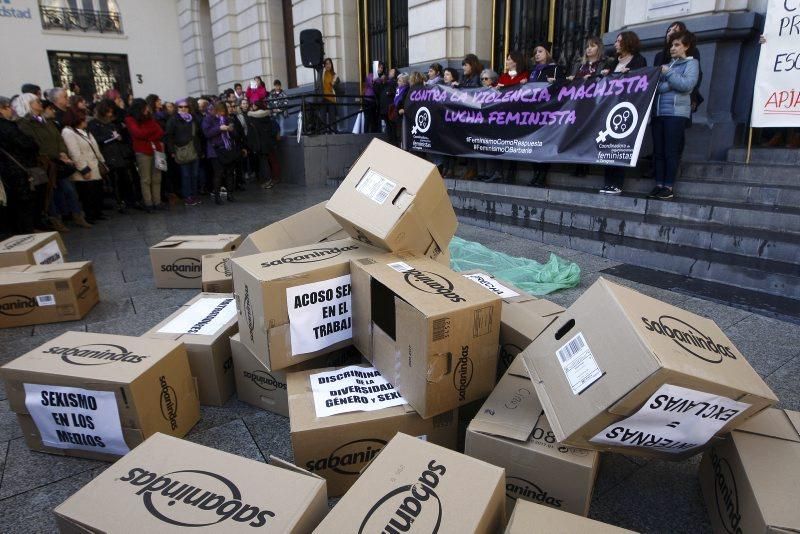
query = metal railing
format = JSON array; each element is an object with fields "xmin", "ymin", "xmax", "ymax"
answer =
[
  {"xmin": 276, "ymin": 93, "xmax": 375, "ymax": 136},
  {"xmin": 39, "ymin": 5, "xmax": 123, "ymax": 34}
]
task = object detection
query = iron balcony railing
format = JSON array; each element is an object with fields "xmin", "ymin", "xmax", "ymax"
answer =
[{"xmin": 39, "ymin": 5, "xmax": 123, "ymax": 34}]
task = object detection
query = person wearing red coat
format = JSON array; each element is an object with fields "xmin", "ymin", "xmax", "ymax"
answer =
[
  {"xmin": 245, "ymin": 76, "xmax": 268, "ymax": 105},
  {"xmin": 125, "ymin": 98, "xmax": 165, "ymax": 211},
  {"xmin": 496, "ymin": 51, "xmax": 530, "ymax": 87}
]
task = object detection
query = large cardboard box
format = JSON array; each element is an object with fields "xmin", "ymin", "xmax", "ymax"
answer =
[
  {"xmin": 466, "ymin": 356, "xmax": 599, "ymax": 517},
  {"xmin": 233, "ymin": 201, "xmax": 349, "ymax": 258},
  {"xmin": 287, "ymin": 365, "xmax": 458, "ymax": 497},
  {"xmin": 0, "ymin": 262, "xmax": 99, "ymax": 328},
  {"xmin": 53, "ymin": 432, "xmax": 328, "ymax": 533},
  {"xmin": 0, "ymin": 332, "xmax": 200, "ymax": 461},
  {"xmin": 150, "ymin": 234, "xmax": 242, "ymax": 288},
  {"xmin": 230, "ymin": 332, "xmax": 364, "ymax": 416},
  {"xmin": 461, "ymin": 270, "xmax": 564, "ymax": 379},
  {"xmin": 230, "ymin": 238, "xmax": 379, "ymax": 371},
  {"xmin": 326, "ymin": 138, "xmax": 457, "ymax": 262},
  {"xmin": 351, "ymin": 252, "xmax": 501, "ymax": 418},
  {"xmin": 313, "ymin": 432, "xmax": 505, "ymax": 533},
  {"xmin": 142, "ymin": 293, "xmax": 238, "ymax": 406},
  {"xmin": 522, "ymin": 277, "xmax": 778, "ymax": 459},
  {"xmin": 699, "ymin": 408, "xmax": 800, "ymax": 534},
  {"xmin": 201, "ymin": 251, "xmax": 233, "ymax": 293},
  {"xmin": 505, "ymin": 501, "xmax": 636, "ymax": 533},
  {"xmin": 0, "ymin": 232, "xmax": 67, "ymax": 267}
]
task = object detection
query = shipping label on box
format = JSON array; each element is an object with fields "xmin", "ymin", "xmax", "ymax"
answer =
[
  {"xmin": 230, "ymin": 238, "xmax": 380, "ymax": 371},
  {"xmin": 0, "ymin": 332, "xmax": 200, "ymax": 461},
  {"xmin": 522, "ymin": 278, "xmax": 778, "ymax": 458},
  {"xmin": 699, "ymin": 408, "xmax": 800, "ymax": 534},
  {"xmin": 350, "ymin": 252, "xmax": 501, "ymax": 418},
  {"xmin": 0, "ymin": 262, "xmax": 99, "ymax": 328},
  {"xmin": 288, "ymin": 365, "xmax": 457, "ymax": 497},
  {"xmin": 53, "ymin": 433, "xmax": 329, "ymax": 533},
  {"xmin": 150, "ymin": 234, "xmax": 242, "ymax": 288},
  {"xmin": 326, "ymin": 138, "xmax": 457, "ymax": 260},
  {"xmin": 143, "ymin": 293, "xmax": 238, "ymax": 406},
  {"xmin": 201, "ymin": 251, "xmax": 234, "ymax": 293},
  {"xmin": 0, "ymin": 232, "xmax": 67, "ymax": 268},
  {"xmin": 466, "ymin": 356, "xmax": 599, "ymax": 516},
  {"xmin": 313, "ymin": 433, "xmax": 504, "ymax": 532}
]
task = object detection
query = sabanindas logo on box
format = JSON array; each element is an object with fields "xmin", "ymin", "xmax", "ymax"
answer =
[
  {"xmin": 2, "ymin": 234, "xmax": 35, "ymax": 250},
  {"xmin": 359, "ymin": 460, "xmax": 446, "ymax": 534},
  {"xmin": 159, "ymin": 376, "xmax": 179, "ymax": 430},
  {"xmin": 161, "ymin": 257, "xmax": 201, "ymax": 279},
  {"xmin": 641, "ymin": 315, "xmax": 737, "ymax": 363},
  {"xmin": 244, "ymin": 370, "xmax": 285, "ymax": 392},
  {"xmin": 259, "ymin": 245, "xmax": 359, "ymax": 268},
  {"xmin": 402, "ymin": 269, "xmax": 466, "ymax": 303},
  {"xmin": 243, "ymin": 285, "xmax": 255, "ymax": 342},
  {"xmin": 119, "ymin": 467, "xmax": 276, "ymax": 528},
  {"xmin": 505, "ymin": 476, "xmax": 563, "ymax": 507},
  {"xmin": 0, "ymin": 295, "xmax": 37, "ymax": 316},
  {"xmin": 306, "ymin": 438, "xmax": 386, "ymax": 475},
  {"xmin": 453, "ymin": 345, "xmax": 473, "ymax": 401},
  {"xmin": 710, "ymin": 448, "xmax": 743, "ymax": 534},
  {"xmin": 44, "ymin": 343, "xmax": 148, "ymax": 365},
  {"xmin": 214, "ymin": 258, "xmax": 232, "ymax": 277}
]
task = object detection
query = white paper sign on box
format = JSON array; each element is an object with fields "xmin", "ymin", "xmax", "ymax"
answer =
[
  {"xmin": 591, "ymin": 383, "xmax": 751, "ymax": 454},
  {"xmin": 285, "ymin": 274, "xmax": 353, "ymax": 356},
  {"xmin": 310, "ymin": 365, "xmax": 407, "ymax": 417},
  {"xmin": 463, "ymin": 272, "xmax": 521, "ymax": 299},
  {"xmin": 24, "ymin": 383, "xmax": 130, "ymax": 456},
  {"xmin": 157, "ymin": 297, "xmax": 237, "ymax": 336},
  {"xmin": 32, "ymin": 240, "xmax": 64, "ymax": 265}
]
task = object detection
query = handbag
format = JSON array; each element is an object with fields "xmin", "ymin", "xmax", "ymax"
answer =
[
  {"xmin": 74, "ymin": 128, "xmax": 110, "ymax": 180},
  {"xmin": 174, "ymin": 123, "xmax": 198, "ymax": 164},
  {"xmin": 0, "ymin": 147, "xmax": 37, "ymax": 190},
  {"xmin": 152, "ymin": 142, "xmax": 168, "ymax": 171}
]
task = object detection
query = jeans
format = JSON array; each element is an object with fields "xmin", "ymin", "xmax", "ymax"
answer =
[
  {"xmin": 652, "ymin": 116, "xmax": 689, "ymax": 188},
  {"xmin": 136, "ymin": 153, "xmax": 162, "ymax": 207},
  {"xmin": 50, "ymin": 177, "xmax": 83, "ymax": 216},
  {"xmin": 275, "ymin": 114, "xmax": 285, "ymax": 135},
  {"xmin": 179, "ymin": 159, "xmax": 200, "ymax": 199}
]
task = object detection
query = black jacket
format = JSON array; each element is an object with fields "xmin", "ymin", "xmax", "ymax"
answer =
[
  {"xmin": 88, "ymin": 118, "xmax": 132, "ymax": 169},
  {"xmin": 245, "ymin": 110, "xmax": 280, "ymax": 153},
  {"xmin": 528, "ymin": 63, "xmax": 567, "ymax": 83},
  {"xmin": 459, "ymin": 74, "xmax": 482, "ymax": 88},
  {"xmin": 164, "ymin": 115, "xmax": 202, "ymax": 156},
  {"xmin": 0, "ymin": 117, "xmax": 40, "ymax": 189},
  {"xmin": 605, "ymin": 53, "xmax": 647, "ymax": 73}
]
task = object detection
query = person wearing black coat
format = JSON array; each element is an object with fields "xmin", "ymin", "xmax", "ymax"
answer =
[
  {"xmin": 165, "ymin": 99, "xmax": 204, "ymax": 205},
  {"xmin": 89, "ymin": 99, "xmax": 137, "ymax": 212},
  {"xmin": 245, "ymin": 103, "xmax": 281, "ymax": 189},
  {"xmin": 0, "ymin": 96, "xmax": 39, "ymax": 233}
]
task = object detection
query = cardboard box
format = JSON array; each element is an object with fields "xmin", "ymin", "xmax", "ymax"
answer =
[
  {"xmin": 326, "ymin": 138, "xmax": 457, "ymax": 262},
  {"xmin": 466, "ymin": 356, "xmax": 599, "ymax": 517},
  {"xmin": 53, "ymin": 432, "xmax": 328, "ymax": 533},
  {"xmin": 233, "ymin": 201, "xmax": 349, "ymax": 258},
  {"xmin": 313, "ymin": 432, "xmax": 505, "ymax": 533},
  {"xmin": 150, "ymin": 234, "xmax": 242, "ymax": 288},
  {"xmin": 230, "ymin": 332, "xmax": 364, "ymax": 416},
  {"xmin": 201, "ymin": 251, "xmax": 233, "ymax": 293},
  {"xmin": 287, "ymin": 365, "xmax": 458, "ymax": 497},
  {"xmin": 522, "ymin": 277, "xmax": 778, "ymax": 459},
  {"xmin": 699, "ymin": 408, "xmax": 800, "ymax": 534},
  {"xmin": 0, "ymin": 262, "xmax": 99, "ymax": 328},
  {"xmin": 142, "ymin": 293, "xmax": 239, "ymax": 406},
  {"xmin": 350, "ymin": 252, "xmax": 502, "ymax": 418},
  {"xmin": 461, "ymin": 270, "xmax": 564, "ymax": 379},
  {"xmin": 0, "ymin": 232, "xmax": 67, "ymax": 267},
  {"xmin": 505, "ymin": 501, "xmax": 636, "ymax": 533},
  {"xmin": 0, "ymin": 332, "xmax": 199, "ymax": 461},
  {"xmin": 230, "ymin": 238, "xmax": 379, "ymax": 371}
]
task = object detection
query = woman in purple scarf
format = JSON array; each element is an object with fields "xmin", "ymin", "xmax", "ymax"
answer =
[
  {"xmin": 389, "ymin": 72, "xmax": 410, "ymax": 148},
  {"xmin": 165, "ymin": 98, "xmax": 203, "ymax": 206},
  {"xmin": 202, "ymin": 101, "xmax": 241, "ymax": 204}
]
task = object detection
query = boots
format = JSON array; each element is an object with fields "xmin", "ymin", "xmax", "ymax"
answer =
[
  {"xmin": 48, "ymin": 216, "xmax": 69, "ymax": 233},
  {"xmin": 73, "ymin": 213, "xmax": 93, "ymax": 228}
]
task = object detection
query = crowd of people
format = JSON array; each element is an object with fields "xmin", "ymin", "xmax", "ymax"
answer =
[{"xmin": 0, "ymin": 79, "xmax": 289, "ymax": 234}]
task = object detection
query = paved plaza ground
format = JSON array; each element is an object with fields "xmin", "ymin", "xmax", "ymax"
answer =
[{"xmin": 1, "ymin": 184, "xmax": 798, "ymax": 533}]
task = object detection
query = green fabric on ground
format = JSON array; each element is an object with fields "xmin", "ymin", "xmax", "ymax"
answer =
[{"xmin": 449, "ymin": 236, "xmax": 581, "ymax": 295}]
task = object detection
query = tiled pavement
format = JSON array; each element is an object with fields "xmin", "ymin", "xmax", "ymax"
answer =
[{"xmin": 1, "ymin": 184, "xmax": 798, "ymax": 533}]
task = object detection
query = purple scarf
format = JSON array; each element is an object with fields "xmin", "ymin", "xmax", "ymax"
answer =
[
  {"xmin": 219, "ymin": 115, "xmax": 232, "ymax": 149},
  {"xmin": 178, "ymin": 111, "xmax": 193, "ymax": 122},
  {"xmin": 393, "ymin": 85, "xmax": 409, "ymax": 108}
]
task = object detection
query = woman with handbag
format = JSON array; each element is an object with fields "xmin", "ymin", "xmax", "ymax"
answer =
[
  {"xmin": 202, "ymin": 101, "xmax": 240, "ymax": 205},
  {"xmin": 89, "ymin": 99, "xmax": 136, "ymax": 213},
  {"xmin": 125, "ymin": 98, "xmax": 165, "ymax": 213},
  {"xmin": 62, "ymin": 109, "xmax": 106, "ymax": 223},
  {"xmin": 165, "ymin": 99, "xmax": 203, "ymax": 206},
  {"xmin": 0, "ymin": 95, "xmax": 38, "ymax": 233}
]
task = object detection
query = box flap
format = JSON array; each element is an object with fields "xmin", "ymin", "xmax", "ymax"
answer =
[
  {"xmin": 0, "ymin": 261, "xmax": 89, "ymax": 283},
  {"xmin": 151, "ymin": 234, "xmax": 241, "ymax": 250},
  {"xmin": 468, "ymin": 370, "xmax": 541, "ymax": 441},
  {"xmin": 269, "ymin": 455, "xmax": 325, "ymax": 480},
  {"xmin": 506, "ymin": 501, "xmax": 635, "ymax": 533},
  {"xmin": 142, "ymin": 293, "xmax": 237, "ymax": 345},
  {"xmin": 0, "ymin": 232, "xmax": 59, "ymax": 252},
  {"xmin": 734, "ymin": 408, "xmax": 800, "ymax": 443}
]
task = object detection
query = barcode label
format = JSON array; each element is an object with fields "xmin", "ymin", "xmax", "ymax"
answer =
[
  {"xmin": 556, "ymin": 332, "xmax": 602, "ymax": 395},
  {"xmin": 36, "ymin": 294, "xmax": 56, "ymax": 306},
  {"xmin": 388, "ymin": 261, "xmax": 413, "ymax": 272},
  {"xmin": 355, "ymin": 169, "xmax": 396, "ymax": 205}
]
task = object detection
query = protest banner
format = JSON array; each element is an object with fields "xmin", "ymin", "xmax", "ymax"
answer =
[
  {"xmin": 405, "ymin": 68, "xmax": 660, "ymax": 167},
  {"xmin": 751, "ymin": 0, "xmax": 800, "ymax": 127}
]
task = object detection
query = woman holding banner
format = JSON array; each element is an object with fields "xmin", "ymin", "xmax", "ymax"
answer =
[
  {"xmin": 649, "ymin": 31, "xmax": 700, "ymax": 200},
  {"xmin": 528, "ymin": 42, "xmax": 566, "ymax": 187},
  {"xmin": 497, "ymin": 51, "xmax": 529, "ymax": 87}
]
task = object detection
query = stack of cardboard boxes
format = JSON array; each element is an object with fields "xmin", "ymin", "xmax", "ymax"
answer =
[{"xmin": 0, "ymin": 139, "xmax": 794, "ymax": 533}]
